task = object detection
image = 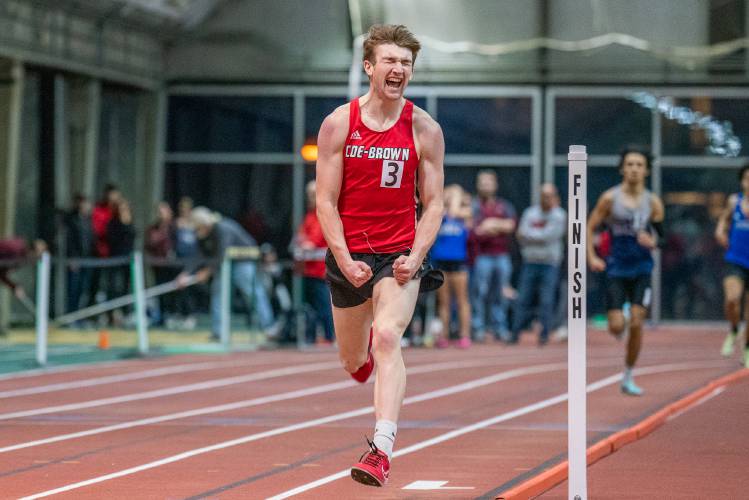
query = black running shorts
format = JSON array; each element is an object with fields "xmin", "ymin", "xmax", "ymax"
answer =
[
  {"xmin": 725, "ymin": 261, "xmax": 749, "ymax": 283},
  {"xmin": 325, "ymin": 250, "xmax": 444, "ymax": 308},
  {"xmin": 606, "ymin": 274, "xmax": 652, "ymax": 310}
]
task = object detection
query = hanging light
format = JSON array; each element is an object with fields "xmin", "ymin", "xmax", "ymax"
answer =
[{"xmin": 301, "ymin": 143, "xmax": 318, "ymax": 162}]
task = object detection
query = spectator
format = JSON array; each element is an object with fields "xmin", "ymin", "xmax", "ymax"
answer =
[
  {"xmin": 240, "ymin": 208, "xmax": 270, "ymax": 245},
  {"xmin": 107, "ymin": 198, "xmax": 136, "ymax": 325},
  {"xmin": 293, "ymin": 180, "xmax": 334, "ymax": 345},
  {"xmin": 92, "ymin": 184, "xmax": 121, "ymax": 260},
  {"xmin": 469, "ymin": 170, "xmax": 517, "ymax": 342},
  {"xmin": 173, "ymin": 196, "xmax": 199, "ymax": 329},
  {"xmin": 64, "ymin": 194, "xmax": 94, "ymax": 313},
  {"xmin": 259, "ymin": 243, "xmax": 291, "ymax": 341},
  {"xmin": 145, "ymin": 201, "xmax": 177, "ymax": 327},
  {"xmin": 178, "ymin": 207, "xmax": 274, "ymax": 341},
  {"xmin": 510, "ymin": 183, "xmax": 566, "ymax": 345},
  {"xmin": 431, "ymin": 184, "xmax": 473, "ymax": 348},
  {"xmin": 89, "ymin": 184, "xmax": 121, "ymax": 309},
  {"xmin": 175, "ymin": 197, "xmax": 199, "ymax": 260}
]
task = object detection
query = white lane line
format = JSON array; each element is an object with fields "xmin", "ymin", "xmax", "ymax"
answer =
[
  {"xmin": 0, "ymin": 346, "xmax": 99, "ymax": 362},
  {"xmin": 0, "ymin": 359, "xmax": 173, "ymax": 382},
  {"xmin": 0, "ymin": 359, "xmax": 285, "ymax": 399},
  {"xmin": 265, "ymin": 360, "xmax": 729, "ymax": 500},
  {"xmin": 0, "ymin": 358, "xmax": 525, "ymax": 453},
  {"xmin": 17, "ymin": 360, "xmax": 728, "ymax": 500},
  {"xmin": 1, "ymin": 358, "xmax": 511, "ymax": 423},
  {"xmin": 0, "ymin": 352, "xmax": 335, "ymax": 383},
  {"xmin": 16, "ymin": 360, "xmax": 585, "ymax": 500},
  {"xmin": 0, "ymin": 362, "xmax": 340, "ymax": 421}
]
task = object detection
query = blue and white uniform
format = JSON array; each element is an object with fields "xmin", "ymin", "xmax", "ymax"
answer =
[
  {"xmin": 431, "ymin": 215, "xmax": 469, "ymax": 262},
  {"xmin": 431, "ymin": 215, "xmax": 469, "ymax": 273},
  {"xmin": 725, "ymin": 194, "xmax": 749, "ymax": 270},
  {"xmin": 604, "ymin": 186, "xmax": 654, "ymax": 309},
  {"xmin": 606, "ymin": 186, "xmax": 654, "ymax": 278}
]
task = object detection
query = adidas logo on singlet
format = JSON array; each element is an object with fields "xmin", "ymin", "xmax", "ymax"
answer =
[{"xmin": 350, "ymin": 130, "xmax": 362, "ymax": 140}]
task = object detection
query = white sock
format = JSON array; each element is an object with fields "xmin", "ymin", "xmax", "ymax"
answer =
[
  {"xmin": 373, "ymin": 419, "xmax": 397, "ymax": 459},
  {"xmin": 623, "ymin": 367, "xmax": 633, "ymax": 384}
]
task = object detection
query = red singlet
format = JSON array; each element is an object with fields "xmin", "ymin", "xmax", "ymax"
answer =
[{"xmin": 339, "ymin": 98, "xmax": 419, "ymax": 254}]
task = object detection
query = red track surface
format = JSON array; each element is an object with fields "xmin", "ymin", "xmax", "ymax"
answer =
[
  {"xmin": 0, "ymin": 325, "xmax": 744, "ymax": 499},
  {"xmin": 542, "ymin": 374, "xmax": 749, "ymax": 499}
]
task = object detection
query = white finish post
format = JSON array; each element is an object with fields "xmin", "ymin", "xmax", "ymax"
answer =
[
  {"xmin": 35, "ymin": 252, "xmax": 51, "ymax": 366},
  {"xmin": 131, "ymin": 251, "xmax": 149, "ymax": 354},
  {"xmin": 567, "ymin": 145, "xmax": 588, "ymax": 500},
  {"xmin": 220, "ymin": 256, "xmax": 232, "ymax": 348}
]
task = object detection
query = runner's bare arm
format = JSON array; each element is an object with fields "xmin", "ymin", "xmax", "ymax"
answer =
[
  {"xmin": 715, "ymin": 193, "xmax": 737, "ymax": 248},
  {"xmin": 651, "ymin": 195, "xmax": 664, "ymax": 223},
  {"xmin": 638, "ymin": 194, "xmax": 665, "ymax": 249},
  {"xmin": 393, "ymin": 109, "xmax": 445, "ymax": 284},
  {"xmin": 316, "ymin": 106, "xmax": 373, "ymax": 287},
  {"xmin": 412, "ymin": 113, "xmax": 445, "ymax": 262}
]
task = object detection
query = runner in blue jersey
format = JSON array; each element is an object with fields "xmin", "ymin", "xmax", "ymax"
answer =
[
  {"xmin": 715, "ymin": 164, "xmax": 749, "ymax": 368},
  {"xmin": 587, "ymin": 147, "xmax": 665, "ymax": 396}
]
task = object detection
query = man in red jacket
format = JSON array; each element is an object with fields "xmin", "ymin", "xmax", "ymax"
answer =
[{"xmin": 92, "ymin": 184, "xmax": 121, "ymax": 259}]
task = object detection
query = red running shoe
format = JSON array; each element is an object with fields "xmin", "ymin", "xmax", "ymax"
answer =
[
  {"xmin": 351, "ymin": 437, "xmax": 390, "ymax": 487},
  {"xmin": 350, "ymin": 328, "xmax": 374, "ymax": 383}
]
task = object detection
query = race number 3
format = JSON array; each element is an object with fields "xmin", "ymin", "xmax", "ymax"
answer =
[{"xmin": 380, "ymin": 160, "xmax": 404, "ymax": 188}]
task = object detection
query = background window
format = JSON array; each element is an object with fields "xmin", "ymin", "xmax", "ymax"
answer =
[
  {"xmin": 555, "ymin": 98, "xmax": 651, "ymax": 155},
  {"xmin": 168, "ymin": 96, "xmax": 293, "ymax": 152},
  {"xmin": 305, "ymin": 96, "xmax": 427, "ymax": 142},
  {"xmin": 305, "ymin": 97, "xmax": 346, "ymax": 142},
  {"xmin": 439, "ymin": 98, "xmax": 532, "ymax": 155},
  {"xmin": 661, "ymin": 97, "xmax": 749, "ymax": 156}
]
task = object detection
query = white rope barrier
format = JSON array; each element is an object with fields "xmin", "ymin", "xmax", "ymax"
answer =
[{"xmin": 52, "ymin": 275, "xmax": 201, "ymax": 326}]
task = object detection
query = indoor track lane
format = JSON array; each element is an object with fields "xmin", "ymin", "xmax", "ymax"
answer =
[
  {"xmin": 0, "ymin": 325, "xmax": 741, "ymax": 499},
  {"xmin": 542, "ymin": 369, "xmax": 749, "ymax": 499}
]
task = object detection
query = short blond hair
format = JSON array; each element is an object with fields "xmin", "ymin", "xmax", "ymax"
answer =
[
  {"xmin": 190, "ymin": 206, "xmax": 221, "ymax": 228},
  {"xmin": 363, "ymin": 24, "xmax": 421, "ymax": 64}
]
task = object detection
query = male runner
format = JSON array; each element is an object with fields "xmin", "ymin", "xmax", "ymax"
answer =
[
  {"xmin": 587, "ymin": 147, "xmax": 665, "ymax": 396},
  {"xmin": 316, "ymin": 24, "xmax": 444, "ymax": 486},
  {"xmin": 715, "ymin": 164, "xmax": 749, "ymax": 368}
]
